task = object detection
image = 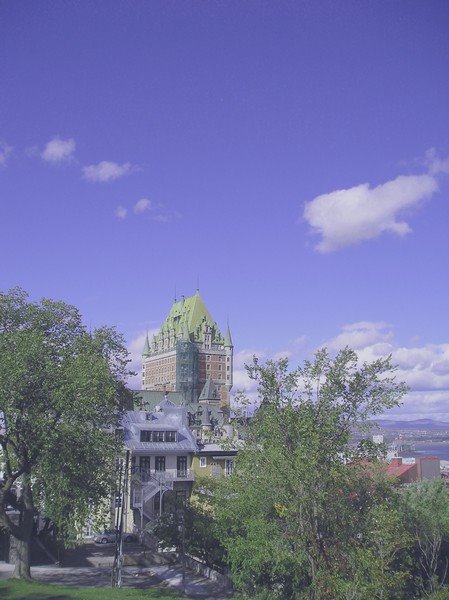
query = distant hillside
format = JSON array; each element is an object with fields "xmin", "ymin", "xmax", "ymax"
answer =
[{"xmin": 374, "ymin": 418, "xmax": 449, "ymax": 431}]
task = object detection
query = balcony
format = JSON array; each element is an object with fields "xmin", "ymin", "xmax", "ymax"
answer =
[{"xmin": 131, "ymin": 467, "xmax": 195, "ymax": 485}]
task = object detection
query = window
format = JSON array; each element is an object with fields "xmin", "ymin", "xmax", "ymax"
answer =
[
  {"xmin": 206, "ymin": 364, "xmax": 210, "ymax": 370},
  {"xmin": 165, "ymin": 431, "xmax": 177, "ymax": 442},
  {"xmin": 177, "ymin": 456, "xmax": 188, "ymax": 477},
  {"xmin": 155, "ymin": 456, "xmax": 166, "ymax": 472},
  {"xmin": 153, "ymin": 431, "xmax": 164, "ymax": 442},
  {"xmin": 199, "ymin": 457, "xmax": 207, "ymax": 468},
  {"xmin": 218, "ymin": 365, "xmax": 222, "ymax": 371},
  {"xmin": 227, "ymin": 366, "xmax": 230, "ymax": 371},
  {"xmin": 140, "ymin": 430, "xmax": 152, "ymax": 442}
]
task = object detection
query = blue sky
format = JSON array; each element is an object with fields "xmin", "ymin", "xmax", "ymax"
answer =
[{"xmin": 1, "ymin": 1, "xmax": 449, "ymax": 419}]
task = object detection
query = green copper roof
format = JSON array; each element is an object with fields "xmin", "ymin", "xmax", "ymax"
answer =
[
  {"xmin": 142, "ymin": 333, "xmax": 150, "ymax": 356},
  {"xmin": 224, "ymin": 322, "xmax": 233, "ymax": 348},
  {"xmin": 157, "ymin": 291, "xmax": 224, "ymax": 343}
]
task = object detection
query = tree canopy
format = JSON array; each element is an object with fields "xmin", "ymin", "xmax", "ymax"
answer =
[
  {"xmin": 0, "ymin": 288, "xmax": 131, "ymax": 578},
  {"xmin": 215, "ymin": 349, "xmax": 410, "ymax": 599}
]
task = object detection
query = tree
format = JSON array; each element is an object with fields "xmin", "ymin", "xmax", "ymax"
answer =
[
  {"xmin": 154, "ymin": 477, "xmax": 227, "ymax": 570},
  {"xmin": 0, "ymin": 288, "xmax": 131, "ymax": 578},
  {"xmin": 403, "ymin": 478, "xmax": 449, "ymax": 595},
  {"xmin": 215, "ymin": 349, "xmax": 408, "ymax": 599}
]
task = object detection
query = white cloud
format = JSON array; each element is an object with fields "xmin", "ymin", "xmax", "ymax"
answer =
[
  {"xmin": 303, "ymin": 173, "xmax": 438, "ymax": 253},
  {"xmin": 134, "ymin": 198, "xmax": 152, "ymax": 213},
  {"xmin": 293, "ymin": 335, "xmax": 308, "ymax": 347},
  {"xmin": 152, "ymin": 210, "xmax": 182, "ymax": 223},
  {"xmin": 272, "ymin": 350, "xmax": 293, "ymax": 361},
  {"xmin": 132, "ymin": 199, "xmax": 181, "ymax": 222},
  {"xmin": 83, "ymin": 161, "xmax": 137, "ymax": 183},
  {"xmin": 115, "ymin": 206, "xmax": 127, "ymax": 220},
  {"xmin": 0, "ymin": 141, "xmax": 13, "ymax": 167},
  {"xmin": 324, "ymin": 321, "xmax": 449, "ymax": 419},
  {"xmin": 325, "ymin": 321, "xmax": 393, "ymax": 351},
  {"xmin": 383, "ymin": 391, "xmax": 449, "ymax": 421},
  {"xmin": 425, "ymin": 148, "xmax": 449, "ymax": 175},
  {"xmin": 41, "ymin": 137, "xmax": 75, "ymax": 163},
  {"xmin": 232, "ymin": 349, "xmax": 266, "ymax": 394}
]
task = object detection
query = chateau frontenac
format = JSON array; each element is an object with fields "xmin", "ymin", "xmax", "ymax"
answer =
[{"xmin": 141, "ymin": 290, "xmax": 233, "ymax": 409}]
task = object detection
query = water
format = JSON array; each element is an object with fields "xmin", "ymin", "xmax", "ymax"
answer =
[{"xmin": 400, "ymin": 442, "xmax": 449, "ymax": 462}]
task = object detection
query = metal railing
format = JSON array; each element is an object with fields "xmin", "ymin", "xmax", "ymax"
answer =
[{"xmin": 131, "ymin": 467, "xmax": 194, "ymax": 484}]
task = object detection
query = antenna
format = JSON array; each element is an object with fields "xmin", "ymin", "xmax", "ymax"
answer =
[{"xmin": 196, "ymin": 275, "xmax": 200, "ymax": 292}]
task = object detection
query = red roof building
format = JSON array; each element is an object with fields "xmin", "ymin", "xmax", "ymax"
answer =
[{"xmin": 386, "ymin": 456, "xmax": 440, "ymax": 484}]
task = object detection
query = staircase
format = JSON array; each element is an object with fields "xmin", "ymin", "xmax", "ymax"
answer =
[{"xmin": 132, "ymin": 471, "xmax": 174, "ymax": 524}]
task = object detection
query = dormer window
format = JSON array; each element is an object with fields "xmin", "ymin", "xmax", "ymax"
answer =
[
  {"xmin": 139, "ymin": 430, "xmax": 178, "ymax": 442},
  {"xmin": 140, "ymin": 430, "xmax": 152, "ymax": 442}
]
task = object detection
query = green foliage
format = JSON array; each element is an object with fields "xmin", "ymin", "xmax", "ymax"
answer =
[
  {"xmin": 428, "ymin": 588, "xmax": 449, "ymax": 600},
  {"xmin": 215, "ymin": 349, "xmax": 409, "ymax": 599},
  {"xmin": 155, "ymin": 485, "xmax": 227, "ymax": 570},
  {"xmin": 0, "ymin": 288, "xmax": 131, "ymax": 574},
  {"xmin": 403, "ymin": 478, "xmax": 449, "ymax": 595}
]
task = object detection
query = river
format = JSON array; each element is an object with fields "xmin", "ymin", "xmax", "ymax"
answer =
[{"xmin": 400, "ymin": 442, "xmax": 449, "ymax": 462}]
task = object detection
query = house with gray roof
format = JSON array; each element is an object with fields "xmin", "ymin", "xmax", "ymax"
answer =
[{"xmin": 122, "ymin": 398, "xmax": 198, "ymax": 530}]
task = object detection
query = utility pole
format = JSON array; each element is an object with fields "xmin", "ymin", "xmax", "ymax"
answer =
[
  {"xmin": 111, "ymin": 458, "xmax": 123, "ymax": 588},
  {"xmin": 112, "ymin": 450, "xmax": 129, "ymax": 588},
  {"xmin": 177, "ymin": 508, "xmax": 186, "ymax": 596}
]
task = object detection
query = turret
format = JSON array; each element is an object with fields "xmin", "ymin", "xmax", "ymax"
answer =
[
  {"xmin": 142, "ymin": 333, "xmax": 150, "ymax": 357},
  {"xmin": 224, "ymin": 322, "xmax": 233, "ymax": 348}
]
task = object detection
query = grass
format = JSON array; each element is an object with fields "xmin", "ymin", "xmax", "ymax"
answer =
[{"xmin": 0, "ymin": 580, "xmax": 182, "ymax": 600}]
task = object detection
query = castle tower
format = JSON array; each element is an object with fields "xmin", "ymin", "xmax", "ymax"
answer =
[{"xmin": 141, "ymin": 291, "xmax": 233, "ymax": 409}]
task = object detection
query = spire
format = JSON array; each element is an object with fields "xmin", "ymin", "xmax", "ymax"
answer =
[
  {"xmin": 224, "ymin": 321, "xmax": 233, "ymax": 348},
  {"xmin": 142, "ymin": 332, "xmax": 150, "ymax": 356}
]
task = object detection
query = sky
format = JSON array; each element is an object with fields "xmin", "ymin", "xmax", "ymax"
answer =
[{"xmin": 1, "ymin": 1, "xmax": 449, "ymax": 420}]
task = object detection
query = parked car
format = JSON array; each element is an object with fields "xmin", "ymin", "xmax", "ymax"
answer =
[{"xmin": 94, "ymin": 530, "xmax": 134, "ymax": 544}]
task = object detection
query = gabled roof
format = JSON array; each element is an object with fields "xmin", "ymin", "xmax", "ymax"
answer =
[
  {"xmin": 122, "ymin": 407, "xmax": 198, "ymax": 453},
  {"xmin": 387, "ymin": 463, "xmax": 417, "ymax": 479}
]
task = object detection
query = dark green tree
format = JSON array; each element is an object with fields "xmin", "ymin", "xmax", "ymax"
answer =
[
  {"xmin": 155, "ymin": 477, "xmax": 226, "ymax": 570},
  {"xmin": 403, "ymin": 478, "xmax": 449, "ymax": 595},
  {"xmin": 215, "ymin": 349, "xmax": 408, "ymax": 599},
  {"xmin": 0, "ymin": 288, "xmax": 131, "ymax": 578}
]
